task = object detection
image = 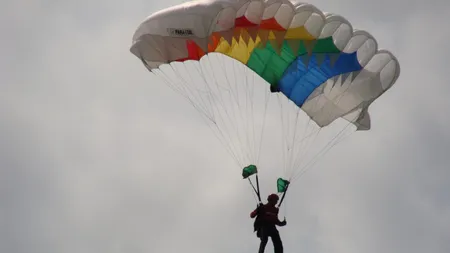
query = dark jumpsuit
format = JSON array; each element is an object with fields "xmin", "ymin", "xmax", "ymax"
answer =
[{"xmin": 250, "ymin": 204, "xmax": 286, "ymax": 253}]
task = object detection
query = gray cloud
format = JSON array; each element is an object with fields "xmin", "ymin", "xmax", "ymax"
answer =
[{"xmin": 1, "ymin": 0, "xmax": 449, "ymax": 253}]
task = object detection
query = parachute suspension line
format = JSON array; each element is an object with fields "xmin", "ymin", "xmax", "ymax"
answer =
[
  {"xmin": 167, "ymin": 85, "xmax": 242, "ymax": 167},
  {"xmin": 153, "ymin": 54, "xmax": 251, "ymax": 167},
  {"xmin": 171, "ymin": 60, "xmax": 223, "ymax": 123},
  {"xmin": 241, "ymin": 58, "xmax": 270, "ymax": 165},
  {"xmin": 250, "ymin": 70, "xmax": 259, "ymax": 162},
  {"xmin": 218, "ymin": 52, "xmax": 269, "ymax": 166},
  {"xmin": 145, "ymin": 61, "xmax": 190, "ymax": 106},
  {"xmin": 246, "ymin": 12, "xmax": 270, "ymax": 166},
  {"xmin": 285, "ymin": 98, "xmax": 297, "ymax": 176},
  {"xmin": 280, "ymin": 97, "xmax": 291, "ymax": 177},
  {"xmin": 200, "ymin": 114, "xmax": 244, "ymax": 168},
  {"xmin": 161, "ymin": 62, "xmax": 208, "ymax": 113},
  {"xmin": 235, "ymin": 56, "xmax": 271, "ymax": 166},
  {"xmin": 240, "ymin": 50, "xmax": 274, "ymax": 158},
  {"xmin": 206, "ymin": 52, "xmax": 266, "ymax": 166},
  {"xmin": 163, "ymin": 62, "xmax": 213, "ymax": 120},
  {"xmin": 290, "ymin": 72, "xmax": 365, "ymax": 180},
  {"xmin": 286, "ymin": 100, "xmax": 309, "ymax": 179},
  {"xmin": 150, "ymin": 68, "xmax": 245, "ymax": 168},
  {"xmin": 141, "ymin": 56, "xmax": 187, "ymax": 97},
  {"xmin": 231, "ymin": 59, "xmax": 253, "ymax": 163},
  {"xmin": 290, "ymin": 108, "xmax": 323, "ymax": 177},
  {"xmin": 247, "ymin": 177, "xmax": 262, "ymax": 203},
  {"xmin": 180, "ymin": 60, "xmax": 218, "ymax": 122},
  {"xmin": 286, "ymin": 66, "xmax": 357, "ymax": 181},
  {"xmin": 277, "ymin": 95, "xmax": 320, "ymax": 181},
  {"xmin": 201, "ymin": 54, "xmax": 249, "ymax": 166},
  {"xmin": 192, "ymin": 57, "xmax": 246, "ymax": 167},
  {"xmin": 242, "ymin": 65, "xmax": 254, "ymax": 162},
  {"xmin": 287, "ymin": 102, "xmax": 301, "ymax": 171},
  {"xmin": 277, "ymin": 95, "xmax": 289, "ymax": 177},
  {"xmin": 256, "ymin": 85, "xmax": 270, "ymax": 165},
  {"xmin": 190, "ymin": 62, "xmax": 219, "ymax": 123},
  {"xmin": 244, "ymin": 65, "xmax": 258, "ymax": 163},
  {"xmin": 231, "ymin": 58, "xmax": 258, "ymax": 164},
  {"xmin": 290, "ymin": 111, "xmax": 358, "ymax": 183},
  {"xmin": 290, "ymin": 121, "xmax": 355, "ymax": 183},
  {"xmin": 288, "ymin": 77, "xmax": 355, "ymax": 181},
  {"xmin": 279, "ymin": 98, "xmax": 295, "ymax": 178},
  {"xmin": 245, "ymin": 65, "xmax": 255, "ymax": 162},
  {"xmin": 207, "ymin": 54, "xmax": 246, "ymax": 164},
  {"xmin": 151, "ymin": 69, "xmax": 213, "ymax": 122},
  {"xmin": 290, "ymin": 128, "xmax": 322, "ymax": 180},
  {"xmin": 216, "ymin": 55, "xmax": 254, "ymax": 164},
  {"xmin": 278, "ymin": 95, "xmax": 305, "ymax": 178},
  {"xmin": 276, "ymin": 61, "xmax": 309, "ymax": 178},
  {"xmin": 300, "ymin": 99, "xmax": 359, "ymax": 166},
  {"xmin": 285, "ymin": 64, "xmax": 335, "ymax": 180},
  {"xmin": 214, "ymin": 56, "xmax": 251, "ymax": 164}
]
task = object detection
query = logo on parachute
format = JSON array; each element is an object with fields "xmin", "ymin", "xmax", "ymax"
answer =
[{"xmin": 168, "ymin": 28, "xmax": 194, "ymax": 37}]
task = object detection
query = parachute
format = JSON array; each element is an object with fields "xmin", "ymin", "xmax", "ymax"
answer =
[{"xmin": 130, "ymin": 0, "xmax": 400, "ymax": 203}]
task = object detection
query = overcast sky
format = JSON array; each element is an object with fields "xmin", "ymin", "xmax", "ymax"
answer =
[{"xmin": 1, "ymin": 0, "xmax": 450, "ymax": 253}]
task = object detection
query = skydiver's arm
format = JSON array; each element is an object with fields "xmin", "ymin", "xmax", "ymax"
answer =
[{"xmin": 250, "ymin": 204, "xmax": 263, "ymax": 218}]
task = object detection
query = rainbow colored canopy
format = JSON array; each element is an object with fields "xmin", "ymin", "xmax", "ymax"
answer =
[{"xmin": 130, "ymin": 0, "xmax": 400, "ymax": 130}]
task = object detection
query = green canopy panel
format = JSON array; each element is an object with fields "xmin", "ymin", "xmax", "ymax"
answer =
[
  {"xmin": 277, "ymin": 178, "xmax": 290, "ymax": 193},
  {"xmin": 242, "ymin": 164, "xmax": 258, "ymax": 179}
]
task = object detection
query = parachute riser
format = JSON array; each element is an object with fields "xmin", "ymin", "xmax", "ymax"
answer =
[
  {"xmin": 255, "ymin": 174, "xmax": 261, "ymax": 203},
  {"xmin": 277, "ymin": 185, "xmax": 289, "ymax": 208},
  {"xmin": 276, "ymin": 178, "xmax": 290, "ymax": 208},
  {"xmin": 247, "ymin": 177, "xmax": 262, "ymax": 203},
  {"xmin": 243, "ymin": 164, "xmax": 262, "ymax": 203}
]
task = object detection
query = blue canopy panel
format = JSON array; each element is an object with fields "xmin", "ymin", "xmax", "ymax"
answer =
[{"xmin": 277, "ymin": 52, "xmax": 363, "ymax": 107}]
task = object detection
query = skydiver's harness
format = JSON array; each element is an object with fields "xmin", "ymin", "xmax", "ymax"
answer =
[{"xmin": 253, "ymin": 205, "xmax": 282, "ymax": 237}]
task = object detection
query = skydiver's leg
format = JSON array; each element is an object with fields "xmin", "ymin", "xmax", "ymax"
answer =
[
  {"xmin": 271, "ymin": 230, "xmax": 283, "ymax": 253},
  {"xmin": 258, "ymin": 228, "xmax": 269, "ymax": 253}
]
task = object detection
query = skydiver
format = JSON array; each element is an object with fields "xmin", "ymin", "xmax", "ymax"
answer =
[{"xmin": 250, "ymin": 194, "xmax": 287, "ymax": 253}]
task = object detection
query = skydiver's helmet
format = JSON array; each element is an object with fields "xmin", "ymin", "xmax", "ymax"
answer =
[{"xmin": 267, "ymin": 193, "xmax": 279, "ymax": 204}]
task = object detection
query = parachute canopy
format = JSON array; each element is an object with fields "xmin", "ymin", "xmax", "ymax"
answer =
[
  {"xmin": 130, "ymin": 1, "xmax": 401, "ymax": 195},
  {"xmin": 130, "ymin": 0, "xmax": 400, "ymax": 131}
]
